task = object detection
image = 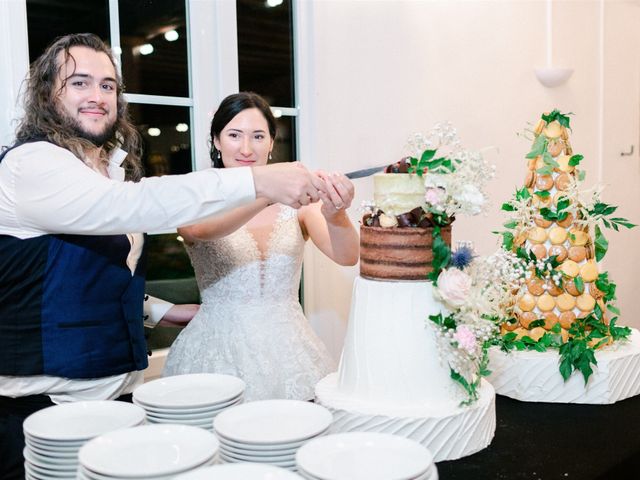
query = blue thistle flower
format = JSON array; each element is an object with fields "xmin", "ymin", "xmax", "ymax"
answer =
[{"xmin": 450, "ymin": 246, "xmax": 475, "ymax": 270}]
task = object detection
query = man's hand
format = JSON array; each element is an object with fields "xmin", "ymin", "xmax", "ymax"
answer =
[{"xmin": 252, "ymin": 162, "xmax": 326, "ymax": 208}]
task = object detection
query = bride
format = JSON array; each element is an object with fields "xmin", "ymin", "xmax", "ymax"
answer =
[{"xmin": 163, "ymin": 92, "xmax": 358, "ymax": 401}]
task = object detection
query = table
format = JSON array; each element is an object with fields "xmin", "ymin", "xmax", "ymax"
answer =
[{"xmin": 437, "ymin": 394, "xmax": 640, "ymax": 479}]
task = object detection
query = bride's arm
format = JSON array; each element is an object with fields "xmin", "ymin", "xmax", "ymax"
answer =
[
  {"xmin": 299, "ymin": 173, "xmax": 359, "ymax": 266},
  {"xmin": 178, "ymin": 197, "xmax": 271, "ymax": 243}
]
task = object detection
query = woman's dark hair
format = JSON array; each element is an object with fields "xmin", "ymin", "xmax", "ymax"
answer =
[{"xmin": 210, "ymin": 92, "xmax": 277, "ymax": 168}]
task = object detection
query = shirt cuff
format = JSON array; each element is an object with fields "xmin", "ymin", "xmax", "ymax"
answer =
[{"xmin": 144, "ymin": 295, "xmax": 174, "ymax": 328}]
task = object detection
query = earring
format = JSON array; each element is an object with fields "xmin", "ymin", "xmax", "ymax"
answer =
[
  {"xmin": 217, "ymin": 151, "xmax": 221, "ymax": 160},
  {"xmin": 268, "ymin": 152, "xmax": 273, "ymax": 161}
]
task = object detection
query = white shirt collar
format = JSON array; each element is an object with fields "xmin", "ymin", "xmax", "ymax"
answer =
[{"xmin": 107, "ymin": 148, "xmax": 128, "ymax": 181}]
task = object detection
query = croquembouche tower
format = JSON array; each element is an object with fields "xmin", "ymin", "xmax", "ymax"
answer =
[{"xmin": 487, "ymin": 110, "xmax": 640, "ymax": 403}]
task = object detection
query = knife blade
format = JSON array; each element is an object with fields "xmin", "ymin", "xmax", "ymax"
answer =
[{"xmin": 344, "ymin": 165, "xmax": 387, "ymax": 179}]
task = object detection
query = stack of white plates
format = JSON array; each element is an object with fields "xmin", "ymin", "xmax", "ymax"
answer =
[
  {"xmin": 78, "ymin": 424, "xmax": 220, "ymax": 479},
  {"xmin": 295, "ymin": 432, "xmax": 438, "ymax": 480},
  {"xmin": 213, "ymin": 400, "xmax": 333, "ymax": 471},
  {"xmin": 22, "ymin": 401, "xmax": 145, "ymax": 480},
  {"xmin": 133, "ymin": 373, "xmax": 245, "ymax": 430},
  {"xmin": 175, "ymin": 463, "xmax": 305, "ymax": 479}
]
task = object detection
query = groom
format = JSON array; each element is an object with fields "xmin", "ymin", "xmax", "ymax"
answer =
[{"xmin": 0, "ymin": 32, "xmax": 325, "ymax": 479}]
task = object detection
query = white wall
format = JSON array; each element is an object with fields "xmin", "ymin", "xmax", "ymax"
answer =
[{"xmin": 300, "ymin": 0, "xmax": 640, "ymax": 361}]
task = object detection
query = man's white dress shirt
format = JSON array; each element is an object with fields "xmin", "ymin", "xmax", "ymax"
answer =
[{"xmin": 0, "ymin": 141, "xmax": 255, "ymax": 402}]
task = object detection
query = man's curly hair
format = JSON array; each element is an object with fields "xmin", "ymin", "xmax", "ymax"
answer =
[{"xmin": 15, "ymin": 33, "xmax": 142, "ymax": 181}]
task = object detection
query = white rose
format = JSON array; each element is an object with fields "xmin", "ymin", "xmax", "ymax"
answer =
[
  {"xmin": 435, "ymin": 268, "xmax": 472, "ymax": 309},
  {"xmin": 453, "ymin": 184, "xmax": 485, "ymax": 215}
]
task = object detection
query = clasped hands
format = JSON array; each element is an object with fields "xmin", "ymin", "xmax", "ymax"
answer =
[{"xmin": 252, "ymin": 162, "xmax": 354, "ymax": 214}]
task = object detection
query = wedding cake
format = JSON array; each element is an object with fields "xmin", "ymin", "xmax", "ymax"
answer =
[
  {"xmin": 488, "ymin": 110, "xmax": 640, "ymax": 403},
  {"xmin": 316, "ymin": 126, "xmax": 497, "ymax": 461}
]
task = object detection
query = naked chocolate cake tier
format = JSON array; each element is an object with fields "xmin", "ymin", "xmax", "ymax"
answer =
[{"xmin": 360, "ymin": 224, "xmax": 452, "ymax": 281}]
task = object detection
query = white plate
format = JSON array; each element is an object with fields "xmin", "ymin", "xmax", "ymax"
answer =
[
  {"xmin": 219, "ymin": 452, "xmax": 296, "ymax": 469},
  {"xmin": 174, "ymin": 463, "xmax": 303, "ymax": 480},
  {"xmin": 23, "ymin": 401, "xmax": 146, "ymax": 441},
  {"xmin": 25, "ymin": 437, "xmax": 82, "ymax": 451},
  {"xmin": 133, "ymin": 374, "xmax": 245, "ymax": 409},
  {"xmin": 79, "ymin": 456, "xmax": 219, "ymax": 480},
  {"xmin": 219, "ymin": 445, "xmax": 295, "ymax": 463},
  {"xmin": 78, "ymin": 424, "xmax": 219, "ymax": 477},
  {"xmin": 23, "ymin": 448, "xmax": 78, "ymax": 471},
  {"xmin": 133, "ymin": 395, "xmax": 243, "ymax": 415},
  {"xmin": 219, "ymin": 442, "xmax": 299, "ymax": 457},
  {"xmin": 296, "ymin": 432, "xmax": 433, "ymax": 480},
  {"xmin": 24, "ymin": 442, "xmax": 79, "ymax": 459},
  {"xmin": 24, "ymin": 461, "xmax": 75, "ymax": 478},
  {"xmin": 214, "ymin": 400, "xmax": 332, "ymax": 445},
  {"xmin": 217, "ymin": 430, "xmax": 327, "ymax": 452},
  {"xmin": 145, "ymin": 414, "xmax": 213, "ymax": 426}
]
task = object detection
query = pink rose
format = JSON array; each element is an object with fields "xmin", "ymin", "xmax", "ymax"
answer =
[
  {"xmin": 424, "ymin": 187, "xmax": 446, "ymax": 209},
  {"xmin": 436, "ymin": 268, "xmax": 472, "ymax": 309},
  {"xmin": 454, "ymin": 325, "xmax": 477, "ymax": 354}
]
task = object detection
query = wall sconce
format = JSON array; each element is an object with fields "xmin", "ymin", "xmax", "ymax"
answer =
[{"xmin": 535, "ymin": 0, "xmax": 573, "ymax": 88}]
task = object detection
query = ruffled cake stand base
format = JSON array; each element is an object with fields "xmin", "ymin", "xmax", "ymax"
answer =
[
  {"xmin": 315, "ymin": 375, "xmax": 496, "ymax": 462},
  {"xmin": 487, "ymin": 328, "xmax": 640, "ymax": 404}
]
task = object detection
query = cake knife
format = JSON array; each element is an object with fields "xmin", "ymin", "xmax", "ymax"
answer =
[{"xmin": 344, "ymin": 165, "xmax": 386, "ymax": 179}]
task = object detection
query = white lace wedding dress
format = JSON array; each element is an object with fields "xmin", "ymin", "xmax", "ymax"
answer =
[{"xmin": 162, "ymin": 205, "xmax": 335, "ymax": 401}]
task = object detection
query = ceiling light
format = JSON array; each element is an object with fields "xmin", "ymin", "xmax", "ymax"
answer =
[
  {"xmin": 164, "ymin": 30, "xmax": 179, "ymax": 42},
  {"xmin": 139, "ymin": 43, "xmax": 154, "ymax": 55},
  {"xmin": 147, "ymin": 127, "xmax": 161, "ymax": 137},
  {"xmin": 175, "ymin": 123, "xmax": 189, "ymax": 132},
  {"xmin": 266, "ymin": 0, "xmax": 283, "ymax": 7},
  {"xmin": 272, "ymin": 109, "xmax": 283, "ymax": 118}
]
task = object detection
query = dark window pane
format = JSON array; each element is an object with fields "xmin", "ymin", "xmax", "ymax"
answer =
[
  {"xmin": 237, "ymin": 0, "xmax": 294, "ymax": 107},
  {"xmin": 145, "ymin": 234, "xmax": 197, "ymax": 350},
  {"xmin": 271, "ymin": 115, "xmax": 296, "ymax": 164},
  {"xmin": 26, "ymin": 0, "xmax": 110, "ymax": 62},
  {"xmin": 128, "ymin": 104, "xmax": 193, "ymax": 176},
  {"xmin": 118, "ymin": 0, "xmax": 189, "ymax": 97}
]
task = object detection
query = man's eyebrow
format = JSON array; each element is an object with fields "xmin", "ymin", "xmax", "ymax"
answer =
[{"xmin": 67, "ymin": 73, "xmax": 117, "ymax": 83}]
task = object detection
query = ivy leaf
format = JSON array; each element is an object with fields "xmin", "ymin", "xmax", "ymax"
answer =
[
  {"xmin": 542, "ymin": 151, "xmax": 559, "ymax": 167},
  {"xmin": 556, "ymin": 197, "xmax": 571, "ymax": 212},
  {"xmin": 535, "ymin": 191, "xmax": 550, "ymax": 198},
  {"xmin": 420, "ymin": 149, "xmax": 437, "ymax": 163},
  {"xmin": 594, "ymin": 225, "xmax": 609, "ymax": 262},
  {"xmin": 501, "ymin": 203, "xmax": 515, "ymax": 212},
  {"xmin": 578, "ymin": 170, "xmax": 586, "ymax": 181},
  {"xmin": 536, "ymin": 166, "xmax": 554, "ymax": 176},
  {"xmin": 608, "ymin": 304, "xmax": 621, "ymax": 315},
  {"xmin": 503, "ymin": 220, "xmax": 518, "ymax": 229},
  {"xmin": 559, "ymin": 356, "xmax": 573, "ymax": 381},
  {"xmin": 569, "ymin": 154, "xmax": 583, "ymax": 166},
  {"xmin": 574, "ymin": 277, "xmax": 585, "ymax": 294},
  {"xmin": 501, "ymin": 232, "xmax": 514, "ymax": 250},
  {"xmin": 542, "ymin": 110, "xmax": 573, "ymax": 129},
  {"xmin": 529, "ymin": 319, "xmax": 546, "ymax": 329},
  {"xmin": 515, "ymin": 187, "xmax": 532, "ymax": 201},
  {"xmin": 526, "ymin": 135, "xmax": 548, "ymax": 159}
]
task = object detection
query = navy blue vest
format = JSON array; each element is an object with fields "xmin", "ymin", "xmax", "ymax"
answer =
[{"xmin": 0, "ymin": 142, "xmax": 148, "ymax": 378}]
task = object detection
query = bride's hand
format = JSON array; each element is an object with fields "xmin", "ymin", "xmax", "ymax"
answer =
[{"xmin": 315, "ymin": 171, "xmax": 355, "ymax": 220}]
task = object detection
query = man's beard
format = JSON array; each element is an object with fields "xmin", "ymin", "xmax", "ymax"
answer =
[{"xmin": 68, "ymin": 116, "xmax": 118, "ymax": 147}]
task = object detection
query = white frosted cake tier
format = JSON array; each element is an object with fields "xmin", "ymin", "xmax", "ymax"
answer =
[
  {"xmin": 487, "ymin": 328, "xmax": 640, "ymax": 404},
  {"xmin": 373, "ymin": 173, "xmax": 426, "ymax": 215},
  {"xmin": 336, "ymin": 276, "xmax": 462, "ymax": 411},
  {"xmin": 316, "ymin": 375, "xmax": 496, "ymax": 462},
  {"xmin": 315, "ymin": 276, "xmax": 496, "ymax": 461}
]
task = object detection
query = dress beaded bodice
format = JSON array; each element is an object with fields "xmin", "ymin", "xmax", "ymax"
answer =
[{"xmin": 188, "ymin": 206, "xmax": 304, "ymax": 307}]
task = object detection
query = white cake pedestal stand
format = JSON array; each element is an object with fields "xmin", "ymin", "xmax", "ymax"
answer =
[
  {"xmin": 316, "ymin": 375, "xmax": 495, "ymax": 462},
  {"xmin": 315, "ymin": 277, "xmax": 496, "ymax": 462},
  {"xmin": 487, "ymin": 328, "xmax": 640, "ymax": 404}
]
